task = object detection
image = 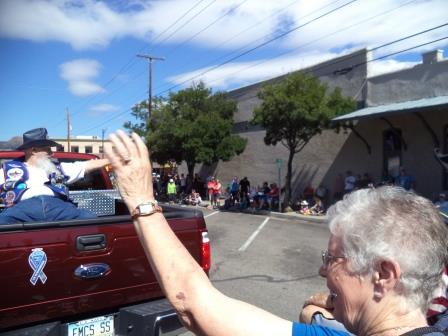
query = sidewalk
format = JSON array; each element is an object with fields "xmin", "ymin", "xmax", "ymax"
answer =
[{"xmin": 197, "ymin": 200, "xmax": 327, "ymax": 224}]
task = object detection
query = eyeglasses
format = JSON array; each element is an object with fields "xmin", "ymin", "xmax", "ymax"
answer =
[{"xmin": 321, "ymin": 250, "xmax": 346, "ymax": 268}]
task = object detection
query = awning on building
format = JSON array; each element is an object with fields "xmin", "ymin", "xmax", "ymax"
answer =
[{"xmin": 332, "ymin": 95, "xmax": 448, "ymax": 123}]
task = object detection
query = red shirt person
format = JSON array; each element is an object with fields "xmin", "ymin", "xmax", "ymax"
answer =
[{"xmin": 207, "ymin": 177, "xmax": 216, "ymax": 204}]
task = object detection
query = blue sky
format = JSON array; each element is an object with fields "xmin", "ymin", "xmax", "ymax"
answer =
[{"xmin": 0, "ymin": 0, "xmax": 447, "ymax": 141}]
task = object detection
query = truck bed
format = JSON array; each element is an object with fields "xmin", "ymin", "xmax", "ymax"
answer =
[{"xmin": 0, "ymin": 204, "xmax": 208, "ymax": 333}]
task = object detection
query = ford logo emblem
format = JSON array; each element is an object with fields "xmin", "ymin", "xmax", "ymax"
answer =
[{"xmin": 74, "ymin": 263, "xmax": 111, "ymax": 279}]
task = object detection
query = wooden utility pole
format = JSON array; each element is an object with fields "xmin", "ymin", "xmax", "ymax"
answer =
[
  {"xmin": 66, "ymin": 108, "xmax": 71, "ymax": 152},
  {"xmin": 101, "ymin": 128, "xmax": 106, "ymax": 158},
  {"xmin": 137, "ymin": 54, "xmax": 165, "ymax": 126}
]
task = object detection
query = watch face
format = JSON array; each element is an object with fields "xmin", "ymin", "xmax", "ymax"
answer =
[{"xmin": 139, "ymin": 203, "xmax": 154, "ymax": 215}]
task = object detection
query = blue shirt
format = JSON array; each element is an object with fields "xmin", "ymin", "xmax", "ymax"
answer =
[
  {"xmin": 292, "ymin": 323, "xmax": 350, "ymax": 336},
  {"xmin": 230, "ymin": 181, "xmax": 239, "ymax": 192},
  {"xmin": 396, "ymin": 174, "xmax": 414, "ymax": 190}
]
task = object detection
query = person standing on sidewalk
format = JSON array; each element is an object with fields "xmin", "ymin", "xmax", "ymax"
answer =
[
  {"xmin": 343, "ymin": 170, "xmax": 356, "ymax": 194},
  {"xmin": 167, "ymin": 178, "xmax": 177, "ymax": 203},
  {"xmin": 239, "ymin": 177, "xmax": 250, "ymax": 204},
  {"xmin": 229, "ymin": 176, "xmax": 239, "ymax": 206},
  {"xmin": 180, "ymin": 173, "xmax": 187, "ymax": 195},
  {"xmin": 207, "ymin": 176, "xmax": 216, "ymax": 207},
  {"xmin": 213, "ymin": 179, "xmax": 222, "ymax": 208}
]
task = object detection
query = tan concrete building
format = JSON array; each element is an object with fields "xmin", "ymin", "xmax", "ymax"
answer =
[
  {"xmin": 188, "ymin": 48, "xmax": 448, "ymax": 204},
  {"xmin": 52, "ymin": 136, "xmax": 110, "ymax": 157}
]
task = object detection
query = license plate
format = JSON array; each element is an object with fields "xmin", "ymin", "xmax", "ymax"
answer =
[{"xmin": 67, "ymin": 314, "xmax": 114, "ymax": 336}]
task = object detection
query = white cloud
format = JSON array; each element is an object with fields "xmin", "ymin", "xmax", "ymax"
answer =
[
  {"xmin": 1, "ymin": 0, "xmax": 447, "ymax": 90},
  {"xmin": 2, "ymin": 0, "xmax": 445, "ymax": 52},
  {"xmin": 89, "ymin": 103, "xmax": 120, "ymax": 114},
  {"xmin": 368, "ymin": 59, "xmax": 418, "ymax": 78},
  {"xmin": 68, "ymin": 81, "xmax": 104, "ymax": 96},
  {"xmin": 167, "ymin": 50, "xmax": 342, "ymax": 90},
  {"xmin": 0, "ymin": 0, "xmax": 144, "ymax": 50},
  {"xmin": 59, "ymin": 59, "xmax": 105, "ymax": 96},
  {"xmin": 163, "ymin": 0, "xmax": 448, "ymax": 91}
]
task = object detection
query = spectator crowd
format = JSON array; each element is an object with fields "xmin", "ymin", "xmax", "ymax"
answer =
[{"xmin": 152, "ymin": 166, "xmax": 448, "ymax": 216}]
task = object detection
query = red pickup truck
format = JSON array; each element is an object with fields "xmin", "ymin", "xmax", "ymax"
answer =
[{"xmin": 0, "ymin": 151, "xmax": 211, "ymax": 335}]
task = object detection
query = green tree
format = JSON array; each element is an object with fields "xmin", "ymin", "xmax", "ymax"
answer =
[
  {"xmin": 125, "ymin": 82, "xmax": 247, "ymax": 177},
  {"xmin": 123, "ymin": 96, "xmax": 165, "ymax": 136},
  {"xmin": 252, "ymin": 71, "xmax": 356, "ymax": 210}
]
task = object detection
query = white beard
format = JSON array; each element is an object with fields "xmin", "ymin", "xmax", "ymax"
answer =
[{"xmin": 34, "ymin": 156, "xmax": 59, "ymax": 176}]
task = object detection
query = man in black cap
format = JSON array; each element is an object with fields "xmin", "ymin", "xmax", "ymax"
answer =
[{"xmin": 0, "ymin": 128, "xmax": 109, "ymax": 224}]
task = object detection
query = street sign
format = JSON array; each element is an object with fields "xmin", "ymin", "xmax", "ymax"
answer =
[{"xmin": 275, "ymin": 158, "xmax": 283, "ymax": 168}]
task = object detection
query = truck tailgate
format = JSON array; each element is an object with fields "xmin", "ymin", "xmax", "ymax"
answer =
[{"xmin": 0, "ymin": 211, "xmax": 206, "ymax": 330}]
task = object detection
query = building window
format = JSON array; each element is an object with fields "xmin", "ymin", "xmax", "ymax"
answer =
[
  {"xmin": 71, "ymin": 146, "xmax": 79, "ymax": 153},
  {"xmin": 99, "ymin": 146, "xmax": 103, "ymax": 154},
  {"xmin": 56, "ymin": 144, "xmax": 64, "ymax": 152},
  {"xmin": 383, "ymin": 128, "xmax": 402, "ymax": 181},
  {"xmin": 85, "ymin": 146, "xmax": 93, "ymax": 154}
]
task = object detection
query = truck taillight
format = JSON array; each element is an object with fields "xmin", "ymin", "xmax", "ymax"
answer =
[{"xmin": 201, "ymin": 231, "xmax": 211, "ymax": 273}]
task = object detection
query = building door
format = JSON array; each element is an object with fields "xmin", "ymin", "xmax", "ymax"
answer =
[{"xmin": 383, "ymin": 128, "xmax": 402, "ymax": 182}]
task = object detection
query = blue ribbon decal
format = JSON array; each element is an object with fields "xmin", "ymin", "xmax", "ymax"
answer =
[{"xmin": 28, "ymin": 248, "xmax": 48, "ymax": 285}]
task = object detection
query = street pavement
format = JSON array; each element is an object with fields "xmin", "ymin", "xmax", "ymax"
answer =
[{"xmin": 177, "ymin": 203, "xmax": 330, "ymax": 335}]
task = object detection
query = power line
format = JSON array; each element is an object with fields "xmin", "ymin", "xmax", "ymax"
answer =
[
  {"xmin": 205, "ymin": 0, "xmax": 302, "ymax": 51},
  {"xmin": 302, "ymin": 24, "xmax": 448, "ymax": 77},
  {"xmin": 203, "ymin": 0, "xmax": 416, "ymax": 88},
  {"xmin": 99, "ymin": 0, "xmax": 210, "ymax": 89},
  {"xmin": 153, "ymin": 0, "xmax": 218, "ymax": 47},
  {"xmin": 70, "ymin": 2, "xmax": 446, "ymax": 134},
  {"xmin": 163, "ymin": 0, "xmax": 250, "ymax": 57},
  {"xmin": 153, "ymin": 0, "xmax": 345, "ymax": 93},
  {"xmin": 201, "ymin": 0, "xmax": 344, "ymax": 59},
  {"xmin": 169, "ymin": 3, "xmax": 443, "ymax": 95},
  {"xmin": 50, "ymin": 0, "xmax": 211, "ymax": 128},
  {"xmin": 257, "ymin": 0, "xmax": 419, "ymax": 71},
  {"xmin": 50, "ymin": 66, "xmax": 146, "ymax": 130},
  {"xmin": 78, "ymin": 107, "xmax": 133, "ymax": 135},
  {"xmin": 78, "ymin": 34, "xmax": 447, "ymax": 136},
  {"xmin": 371, "ymin": 23, "xmax": 448, "ymax": 52},
  {"xmin": 364, "ymin": 36, "xmax": 448, "ymax": 64},
  {"xmin": 149, "ymin": 0, "xmax": 209, "ymax": 47},
  {"xmin": 117, "ymin": 0, "xmax": 219, "ymax": 95},
  {"xmin": 155, "ymin": 0, "xmax": 360, "ymax": 96},
  {"xmin": 215, "ymin": 29, "xmax": 448, "ymax": 100},
  {"xmin": 57, "ymin": 0, "xmax": 355, "ymax": 130},
  {"xmin": 54, "ymin": 0, "xmax": 300, "ymax": 129},
  {"xmin": 73, "ymin": 84, "xmax": 149, "ymax": 136}
]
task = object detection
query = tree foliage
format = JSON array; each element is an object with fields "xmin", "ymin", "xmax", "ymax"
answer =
[
  {"xmin": 123, "ymin": 96, "xmax": 165, "ymax": 136},
  {"xmin": 124, "ymin": 82, "xmax": 247, "ymax": 177},
  {"xmin": 252, "ymin": 71, "xmax": 356, "ymax": 209}
]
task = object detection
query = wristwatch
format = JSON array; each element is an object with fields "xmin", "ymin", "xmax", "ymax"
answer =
[{"xmin": 131, "ymin": 201, "xmax": 163, "ymax": 219}]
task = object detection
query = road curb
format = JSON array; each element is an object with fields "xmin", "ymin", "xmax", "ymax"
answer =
[
  {"xmin": 215, "ymin": 206, "xmax": 327, "ymax": 224},
  {"xmin": 177, "ymin": 200, "xmax": 328, "ymax": 224},
  {"xmin": 268, "ymin": 211, "xmax": 327, "ymax": 224}
]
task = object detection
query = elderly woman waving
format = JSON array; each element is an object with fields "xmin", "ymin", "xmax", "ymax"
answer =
[{"xmin": 105, "ymin": 130, "xmax": 448, "ymax": 336}]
